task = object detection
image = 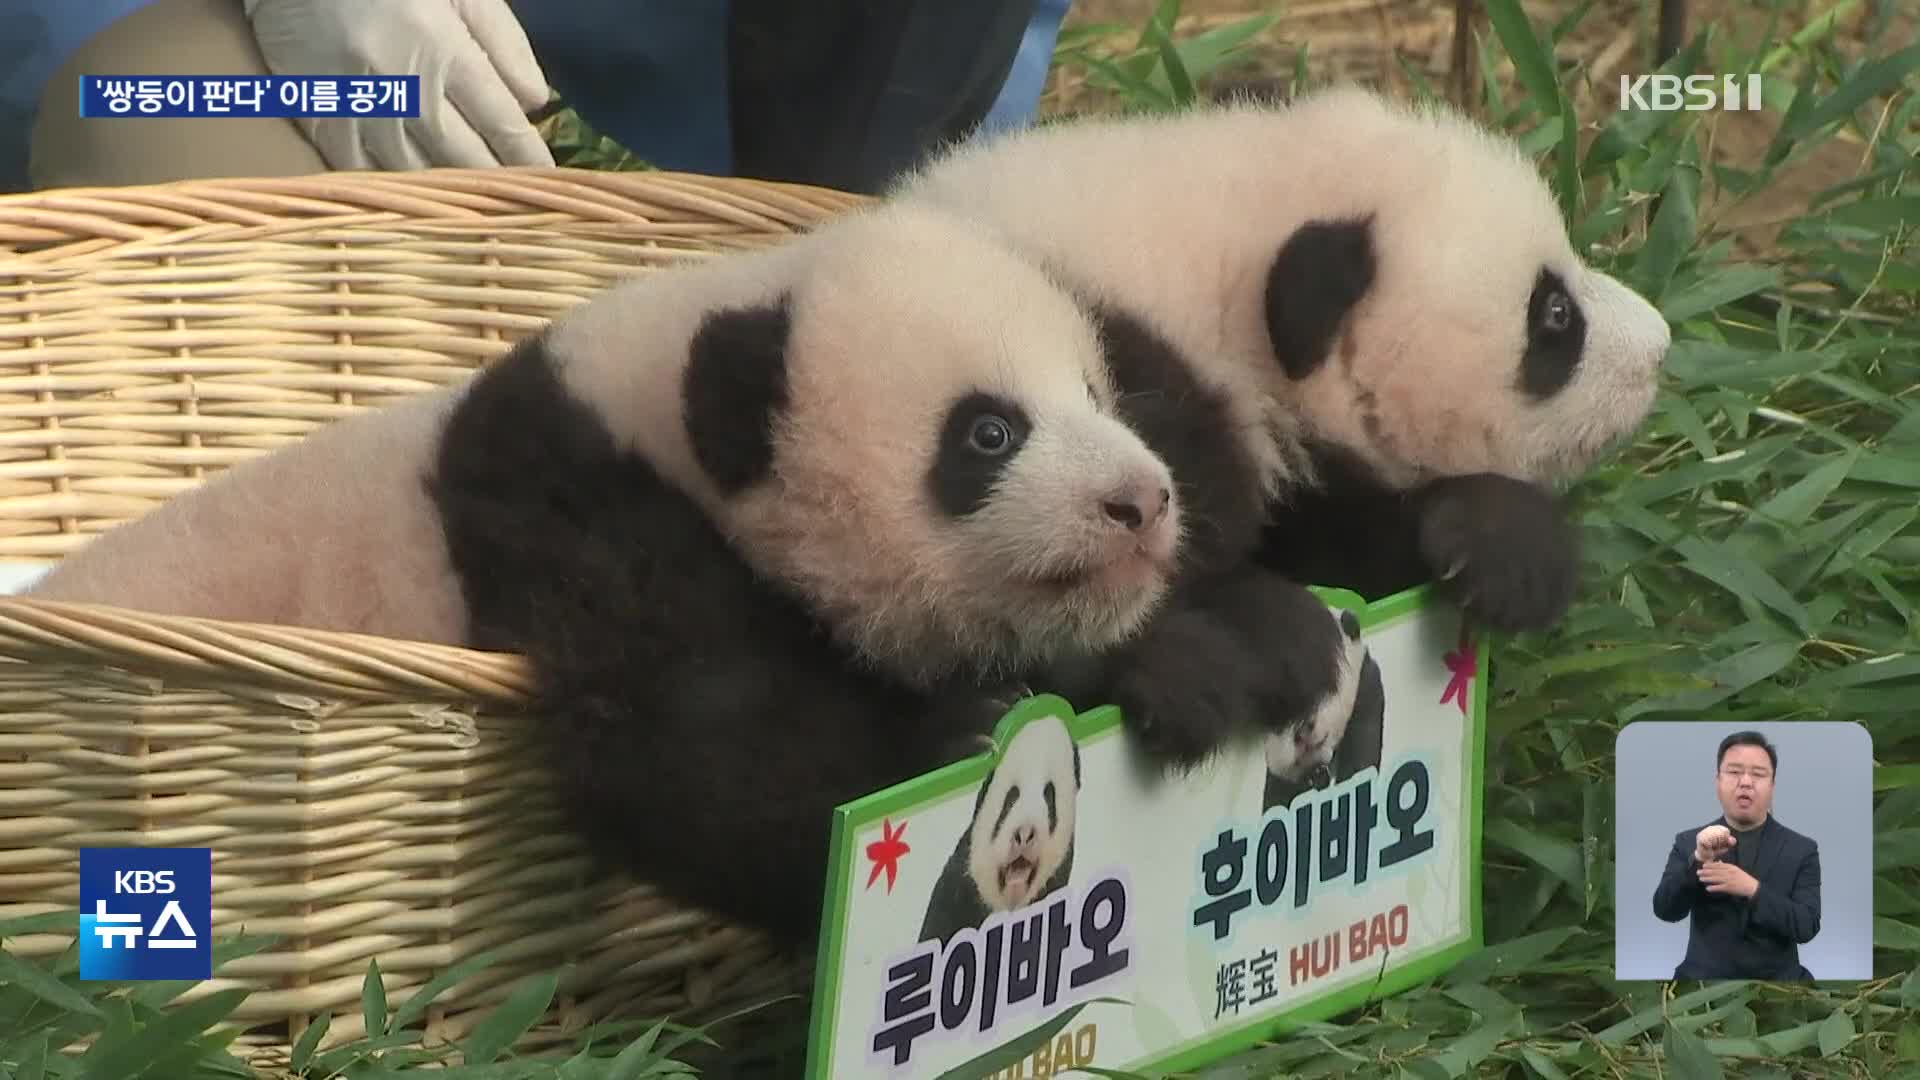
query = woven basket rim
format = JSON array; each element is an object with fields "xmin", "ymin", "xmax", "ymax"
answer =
[
  {"xmin": 0, "ymin": 164, "xmax": 871, "ymax": 254},
  {"xmin": 0, "ymin": 595, "xmax": 532, "ymax": 703}
]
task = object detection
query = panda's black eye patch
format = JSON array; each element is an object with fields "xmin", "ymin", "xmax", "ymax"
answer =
[
  {"xmin": 1519, "ymin": 267, "xmax": 1587, "ymax": 400},
  {"xmin": 1043, "ymin": 781, "xmax": 1058, "ymax": 832},
  {"xmin": 993, "ymin": 785, "xmax": 1019, "ymax": 839},
  {"xmin": 930, "ymin": 391, "xmax": 1031, "ymax": 518}
]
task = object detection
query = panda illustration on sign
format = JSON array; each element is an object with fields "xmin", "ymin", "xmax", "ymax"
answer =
[
  {"xmin": 918, "ymin": 714, "xmax": 1082, "ymax": 946},
  {"xmin": 1262, "ymin": 608, "xmax": 1386, "ymax": 812}
]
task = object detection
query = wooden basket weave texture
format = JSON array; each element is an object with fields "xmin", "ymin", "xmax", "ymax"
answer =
[{"xmin": 0, "ymin": 166, "xmax": 869, "ymax": 1062}]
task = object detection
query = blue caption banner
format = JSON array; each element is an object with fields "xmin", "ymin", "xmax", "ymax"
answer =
[
  {"xmin": 78, "ymin": 847, "xmax": 213, "ymax": 981},
  {"xmin": 79, "ymin": 75, "xmax": 420, "ymax": 119}
]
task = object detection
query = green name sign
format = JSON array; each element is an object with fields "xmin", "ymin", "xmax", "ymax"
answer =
[{"xmin": 804, "ymin": 584, "xmax": 1489, "ymax": 1078}]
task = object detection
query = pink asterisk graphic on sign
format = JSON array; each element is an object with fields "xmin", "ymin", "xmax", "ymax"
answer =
[
  {"xmin": 865, "ymin": 818, "xmax": 910, "ymax": 894},
  {"xmin": 1440, "ymin": 621, "xmax": 1476, "ymax": 715}
]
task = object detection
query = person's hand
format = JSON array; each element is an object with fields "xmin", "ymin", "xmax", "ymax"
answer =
[
  {"xmin": 1697, "ymin": 859, "xmax": 1758, "ymax": 898},
  {"xmin": 1694, "ymin": 824, "xmax": 1735, "ymax": 863},
  {"xmin": 242, "ymin": 0, "xmax": 556, "ymax": 171}
]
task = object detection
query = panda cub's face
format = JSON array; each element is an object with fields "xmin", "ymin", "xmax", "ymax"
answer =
[
  {"xmin": 966, "ymin": 717, "xmax": 1080, "ymax": 912},
  {"xmin": 698, "ymin": 206, "xmax": 1184, "ymax": 688},
  {"xmin": 921, "ymin": 377, "xmax": 1181, "ymax": 637},
  {"xmin": 1267, "ymin": 96, "xmax": 1672, "ymax": 492}
]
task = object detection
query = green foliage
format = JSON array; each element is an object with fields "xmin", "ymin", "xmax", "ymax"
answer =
[
  {"xmin": 535, "ymin": 103, "xmax": 652, "ymax": 172},
  {"xmin": 4, "ymin": 3, "xmax": 1917, "ymax": 1077},
  {"xmin": 0, "ymin": 913, "xmax": 773, "ymax": 1078},
  {"xmin": 1050, "ymin": 0, "xmax": 1283, "ymax": 110}
]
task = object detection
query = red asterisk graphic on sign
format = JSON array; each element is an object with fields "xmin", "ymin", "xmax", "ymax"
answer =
[
  {"xmin": 1440, "ymin": 620, "xmax": 1476, "ymax": 715},
  {"xmin": 865, "ymin": 818, "xmax": 910, "ymax": 893}
]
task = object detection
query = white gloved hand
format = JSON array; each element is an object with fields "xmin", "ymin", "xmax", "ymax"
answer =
[{"xmin": 242, "ymin": 0, "xmax": 556, "ymax": 171}]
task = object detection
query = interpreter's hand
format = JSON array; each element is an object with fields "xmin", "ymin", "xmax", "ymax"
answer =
[
  {"xmin": 1694, "ymin": 824, "xmax": 1735, "ymax": 863},
  {"xmin": 1697, "ymin": 858, "xmax": 1758, "ymax": 898},
  {"xmin": 241, "ymin": 0, "xmax": 556, "ymax": 171}
]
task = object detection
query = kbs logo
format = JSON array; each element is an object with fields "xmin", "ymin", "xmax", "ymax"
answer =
[
  {"xmin": 114, "ymin": 870, "xmax": 176, "ymax": 893},
  {"xmin": 1619, "ymin": 73, "xmax": 1765, "ymax": 112},
  {"xmin": 78, "ymin": 848, "xmax": 213, "ymax": 981}
]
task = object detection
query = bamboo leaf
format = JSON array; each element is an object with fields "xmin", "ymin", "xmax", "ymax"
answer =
[
  {"xmin": 460, "ymin": 971, "xmax": 561, "ymax": 1066},
  {"xmin": 0, "ymin": 949, "xmax": 100, "ymax": 1019},
  {"xmin": 1664, "ymin": 1021, "xmax": 1725, "ymax": 1080}
]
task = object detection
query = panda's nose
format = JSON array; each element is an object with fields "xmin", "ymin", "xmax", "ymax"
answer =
[
  {"xmin": 1013, "ymin": 824, "xmax": 1036, "ymax": 847},
  {"xmin": 1102, "ymin": 485, "xmax": 1171, "ymax": 531}
]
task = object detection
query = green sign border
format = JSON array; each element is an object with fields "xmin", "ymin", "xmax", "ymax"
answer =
[{"xmin": 803, "ymin": 582, "xmax": 1489, "ymax": 1078}]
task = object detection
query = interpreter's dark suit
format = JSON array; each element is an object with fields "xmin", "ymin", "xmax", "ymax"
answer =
[{"xmin": 1651, "ymin": 814, "xmax": 1821, "ymax": 980}]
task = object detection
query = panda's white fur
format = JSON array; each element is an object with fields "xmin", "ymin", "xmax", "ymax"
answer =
[
  {"xmin": 920, "ymin": 714, "xmax": 1081, "ymax": 945},
  {"xmin": 28, "ymin": 201, "xmax": 1183, "ymax": 693},
  {"xmin": 892, "ymin": 82, "xmax": 1671, "ymax": 501},
  {"xmin": 26, "ymin": 387, "xmax": 476, "ymax": 643}
]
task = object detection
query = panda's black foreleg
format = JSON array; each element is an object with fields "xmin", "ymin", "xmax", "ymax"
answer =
[
  {"xmin": 1255, "ymin": 441, "xmax": 1431, "ymax": 600},
  {"xmin": 1177, "ymin": 563, "xmax": 1357, "ymax": 721},
  {"xmin": 1257, "ymin": 438, "xmax": 1581, "ymax": 633},
  {"xmin": 1070, "ymin": 564, "xmax": 1351, "ymax": 773},
  {"xmin": 1258, "ymin": 474, "xmax": 1579, "ymax": 633},
  {"xmin": 1411, "ymin": 472, "xmax": 1580, "ymax": 633},
  {"xmin": 530, "ymin": 653, "xmax": 1013, "ymax": 949},
  {"xmin": 1096, "ymin": 606, "xmax": 1266, "ymax": 770}
]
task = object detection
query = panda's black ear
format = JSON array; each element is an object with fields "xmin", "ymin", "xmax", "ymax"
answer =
[
  {"xmin": 683, "ymin": 297, "xmax": 793, "ymax": 496},
  {"xmin": 1265, "ymin": 216, "xmax": 1376, "ymax": 380}
]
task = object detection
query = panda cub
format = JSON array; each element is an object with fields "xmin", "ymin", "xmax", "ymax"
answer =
[
  {"xmin": 919, "ymin": 714, "xmax": 1081, "ymax": 946},
  {"xmin": 29, "ymin": 202, "xmax": 1186, "ymax": 695},
  {"xmin": 33, "ymin": 199, "xmax": 1359, "ymax": 943},
  {"xmin": 891, "ymin": 82, "xmax": 1674, "ymax": 632},
  {"xmin": 1261, "ymin": 608, "xmax": 1385, "ymax": 812}
]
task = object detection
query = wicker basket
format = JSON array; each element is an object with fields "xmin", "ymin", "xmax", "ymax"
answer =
[{"xmin": 0, "ymin": 166, "xmax": 870, "ymax": 1067}]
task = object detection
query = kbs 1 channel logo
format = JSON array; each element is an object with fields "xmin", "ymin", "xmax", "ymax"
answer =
[
  {"xmin": 78, "ymin": 848, "xmax": 213, "ymax": 981},
  {"xmin": 1619, "ymin": 73, "xmax": 1766, "ymax": 113}
]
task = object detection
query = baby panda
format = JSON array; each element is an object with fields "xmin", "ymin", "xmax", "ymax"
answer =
[
  {"xmin": 1261, "ymin": 608, "xmax": 1386, "ymax": 812},
  {"xmin": 30, "ymin": 201, "xmax": 1235, "ymax": 943},
  {"xmin": 890, "ymin": 82, "xmax": 1674, "ymax": 634},
  {"xmin": 27, "ymin": 202, "xmax": 1185, "ymax": 685},
  {"xmin": 919, "ymin": 714, "xmax": 1081, "ymax": 946}
]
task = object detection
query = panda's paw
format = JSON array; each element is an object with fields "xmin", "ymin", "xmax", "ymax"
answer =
[
  {"xmin": 1248, "ymin": 597, "xmax": 1355, "ymax": 736},
  {"xmin": 1417, "ymin": 473, "xmax": 1579, "ymax": 633},
  {"xmin": 1263, "ymin": 603, "xmax": 1367, "ymax": 750},
  {"xmin": 1173, "ymin": 565, "xmax": 1351, "ymax": 733},
  {"xmin": 924, "ymin": 689, "xmax": 1020, "ymax": 763},
  {"xmin": 941, "ymin": 732, "xmax": 1000, "ymax": 764},
  {"xmin": 1108, "ymin": 612, "xmax": 1254, "ymax": 773},
  {"xmin": 1111, "ymin": 670, "xmax": 1240, "ymax": 772}
]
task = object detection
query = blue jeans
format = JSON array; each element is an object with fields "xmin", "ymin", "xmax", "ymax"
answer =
[{"xmin": 980, "ymin": 0, "xmax": 1073, "ymax": 135}]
